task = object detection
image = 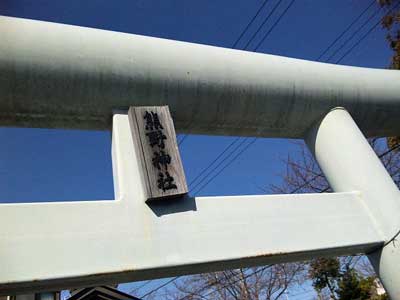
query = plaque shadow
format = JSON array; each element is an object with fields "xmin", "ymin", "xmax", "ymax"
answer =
[{"xmin": 147, "ymin": 194, "xmax": 197, "ymax": 217}]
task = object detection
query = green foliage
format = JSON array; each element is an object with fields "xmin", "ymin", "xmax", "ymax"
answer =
[
  {"xmin": 309, "ymin": 258, "xmax": 340, "ymax": 296},
  {"xmin": 337, "ymin": 269, "xmax": 364, "ymax": 300},
  {"xmin": 309, "ymin": 259, "xmax": 388, "ymax": 300}
]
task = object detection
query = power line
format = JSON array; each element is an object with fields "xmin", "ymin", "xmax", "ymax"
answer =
[
  {"xmin": 180, "ymin": 10, "xmax": 397, "ymax": 292},
  {"xmin": 242, "ymin": 0, "xmax": 286, "ymax": 50},
  {"xmin": 324, "ymin": 5, "xmax": 382, "ymax": 63},
  {"xmin": 253, "ymin": 0, "xmax": 296, "ymax": 51},
  {"xmin": 191, "ymin": 0, "xmax": 389, "ymax": 194},
  {"xmin": 378, "ymin": 142, "xmax": 400, "ymax": 158},
  {"xmin": 178, "ymin": 143, "xmax": 400, "ymax": 299},
  {"xmin": 138, "ymin": 2, "xmax": 397, "ymax": 296},
  {"xmin": 210, "ymin": 1, "xmax": 387, "ymax": 192},
  {"xmin": 170, "ymin": 0, "xmax": 400, "ymax": 300},
  {"xmin": 192, "ymin": 138, "xmax": 257, "ymax": 195},
  {"xmin": 188, "ymin": 137, "xmax": 241, "ymax": 187},
  {"xmin": 336, "ymin": 1, "xmax": 400, "ymax": 64},
  {"xmin": 232, "ymin": 0, "xmax": 272, "ymax": 49},
  {"xmin": 135, "ymin": 2, "xmax": 289, "ymax": 295},
  {"xmin": 189, "ymin": 1, "xmax": 296, "ymax": 195},
  {"xmin": 181, "ymin": 0, "xmax": 381, "ymax": 177},
  {"xmin": 178, "ymin": 134, "xmax": 189, "ymax": 146},
  {"xmin": 316, "ymin": 0, "xmax": 376, "ymax": 61},
  {"xmin": 178, "ymin": 0, "xmax": 273, "ymax": 147},
  {"xmin": 182, "ymin": 0, "xmax": 293, "ymax": 191},
  {"xmin": 139, "ymin": 276, "xmax": 180, "ymax": 298},
  {"xmin": 190, "ymin": 138, "xmax": 249, "ymax": 193},
  {"xmin": 135, "ymin": 6, "xmax": 397, "ymax": 300},
  {"xmin": 129, "ymin": 280, "xmax": 153, "ymax": 295}
]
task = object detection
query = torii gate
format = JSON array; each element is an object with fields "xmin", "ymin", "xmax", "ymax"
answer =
[{"xmin": 1, "ymin": 16, "xmax": 400, "ymax": 298}]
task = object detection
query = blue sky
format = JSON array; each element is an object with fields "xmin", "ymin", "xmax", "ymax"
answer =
[{"xmin": 0, "ymin": 0, "xmax": 394, "ymax": 299}]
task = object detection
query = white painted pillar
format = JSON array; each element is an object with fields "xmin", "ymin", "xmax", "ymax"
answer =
[
  {"xmin": 306, "ymin": 107, "xmax": 400, "ymax": 299},
  {"xmin": 1, "ymin": 16, "xmax": 400, "ymax": 137}
]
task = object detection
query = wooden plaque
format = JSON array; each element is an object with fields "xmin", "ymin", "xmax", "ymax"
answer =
[{"xmin": 128, "ymin": 106, "xmax": 188, "ymax": 201}]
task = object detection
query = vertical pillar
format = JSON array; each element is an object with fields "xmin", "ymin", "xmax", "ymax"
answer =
[{"xmin": 305, "ymin": 107, "xmax": 400, "ymax": 299}]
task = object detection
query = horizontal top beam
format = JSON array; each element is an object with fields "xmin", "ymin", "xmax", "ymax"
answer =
[{"xmin": 1, "ymin": 16, "xmax": 400, "ymax": 137}]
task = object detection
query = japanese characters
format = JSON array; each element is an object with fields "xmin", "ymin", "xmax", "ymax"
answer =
[
  {"xmin": 129, "ymin": 106, "xmax": 188, "ymax": 201},
  {"xmin": 144, "ymin": 111, "xmax": 177, "ymax": 192}
]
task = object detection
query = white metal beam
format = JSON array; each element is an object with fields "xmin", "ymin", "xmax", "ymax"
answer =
[
  {"xmin": 1, "ymin": 16, "xmax": 400, "ymax": 137},
  {"xmin": 0, "ymin": 113, "xmax": 383, "ymax": 295}
]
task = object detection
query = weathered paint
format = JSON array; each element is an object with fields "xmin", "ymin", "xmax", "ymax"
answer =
[{"xmin": 1, "ymin": 16, "xmax": 400, "ymax": 137}]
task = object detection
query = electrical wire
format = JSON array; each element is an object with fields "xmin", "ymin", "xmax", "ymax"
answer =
[
  {"xmin": 189, "ymin": 1, "xmax": 296, "ymax": 195},
  {"xmin": 335, "ymin": 1, "xmax": 400, "ymax": 64},
  {"xmin": 129, "ymin": 280, "xmax": 153, "ymax": 295},
  {"xmin": 232, "ymin": 0, "xmax": 272, "ymax": 49},
  {"xmin": 178, "ymin": 143, "xmax": 400, "ymax": 300},
  {"xmin": 180, "ymin": 1, "xmax": 400, "ymax": 296},
  {"xmin": 181, "ymin": 0, "xmax": 386, "ymax": 186},
  {"xmin": 324, "ymin": 5, "xmax": 382, "ymax": 63},
  {"xmin": 178, "ymin": 0, "xmax": 273, "ymax": 147},
  {"xmin": 135, "ymin": 3, "xmax": 400, "ymax": 298},
  {"xmin": 316, "ymin": 0, "xmax": 376, "ymax": 61},
  {"xmin": 253, "ymin": 0, "xmax": 296, "ymax": 51},
  {"xmin": 190, "ymin": 138, "xmax": 249, "ymax": 193},
  {"xmin": 188, "ymin": 137, "xmax": 241, "ymax": 187},
  {"xmin": 133, "ymin": 2, "xmax": 290, "ymax": 295},
  {"xmin": 139, "ymin": 276, "xmax": 180, "ymax": 298},
  {"xmin": 242, "ymin": 0, "xmax": 286, "ymax": 50},
  {"xmin": 178, "ymin": 134, "xmax": 189, "ymax": 146},
  {"xmin": 192, "ymin": 138, "xmax": 257, "ymax": 195}
]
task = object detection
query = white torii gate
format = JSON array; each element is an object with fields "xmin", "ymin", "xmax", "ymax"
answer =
[{"xmin": 1, "ymin": 16, "xmax": 400, "ymax": 298}]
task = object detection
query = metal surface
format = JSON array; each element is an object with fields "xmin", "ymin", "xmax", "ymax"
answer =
[
  {"xmin": 1, "ymin": 16, "xmax": 400, "ymax": 137},
  {"xmin": 306, "ymin": 108, "xmax": 400, "ymax": 298},
  {"xmin": 369, "ymin": 240, "xmax": 400, "ymax": 299},
  {"xmin": 0, "ymin": 113, "xmax": 384, "ymax": 295}
]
